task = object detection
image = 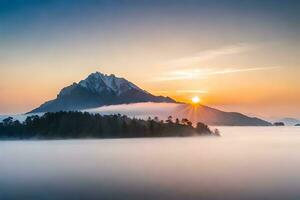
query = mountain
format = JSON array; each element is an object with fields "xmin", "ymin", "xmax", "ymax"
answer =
[
  {"xmin": 29, "ymin": 72, "xmax": 175, "ymax": 113},
  {"xmin": 28, "ymin": 71, "xmax": 271, "ymax": 126},
  {"xmin": 176, "ymin": 104, "xmax": 272, "ymax": 126},
  {"xmin": 278, "ymin": 118, "xmax": 300, "ymax": 126},
  {"xmin": 87, "ymin": 102, "xmax": 272, "ymax": 126}
]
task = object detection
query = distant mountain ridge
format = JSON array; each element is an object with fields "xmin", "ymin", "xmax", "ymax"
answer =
[
  {"xmin": 278, "ymin": 118, "xmax": 300, "ymax": 126},
  {"xmin": 181, "ymin": 104, "xmax": 272, "ymax": 126},
  {"xmin": 29, "ymin": 72, "xmax": 175, "ymax": 113}
]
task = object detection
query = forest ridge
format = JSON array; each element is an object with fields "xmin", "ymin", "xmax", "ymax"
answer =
[{"xmin": 0, "ymin": 112, "xmax": 218, "ymax": 139}]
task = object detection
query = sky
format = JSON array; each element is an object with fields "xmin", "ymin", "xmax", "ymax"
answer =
[{"xmin": 0, "ymin": 0, "xmax": 299, "ymax": 119}]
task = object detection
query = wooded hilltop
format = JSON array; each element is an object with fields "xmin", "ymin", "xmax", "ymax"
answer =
[{"xmin": 0, "ymin": 111, "xmax": 218, "ymax": 139}]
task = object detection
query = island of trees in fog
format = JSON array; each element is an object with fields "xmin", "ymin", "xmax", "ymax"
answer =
[{"xmin": 0, "ymin": 111, "xmax": 218, "ymax": 139}]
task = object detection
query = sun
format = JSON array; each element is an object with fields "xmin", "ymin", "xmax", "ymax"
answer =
[{"xmin": 191, "ymin": 96, "xmax": 200, "ymax": 104}]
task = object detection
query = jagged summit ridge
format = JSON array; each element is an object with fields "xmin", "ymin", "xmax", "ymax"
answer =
[
  {"xmin": 29, "ymin": 71, "xmax": 175, "ymax": 113},
  {"xmin": 78, "ymin": 72, "xmax": 145, "ymax": 95}
]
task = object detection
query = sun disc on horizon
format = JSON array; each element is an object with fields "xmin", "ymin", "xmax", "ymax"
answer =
[{"xmin": 192, "ymin": 96, "xmax": 200, "ymax": 104}]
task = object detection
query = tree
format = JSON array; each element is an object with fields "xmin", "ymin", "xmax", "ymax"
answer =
[
  {"xmin": 166, "ymin": 116, "xmax": 173, "ymax": 124},
  {"xmin": 181, "ymin": 118, "xmax": 192, "ymax": 126},
  {"xmin": 3, "ymin": 117, "xmax": 13, "ymax": 126},
  {"xmin": 214, "ymin": 128, "xmax": 220, "ymax": 136},
  {"xmin": 196, "ymin": 122, "xmax": 211, "ymax": 134}
]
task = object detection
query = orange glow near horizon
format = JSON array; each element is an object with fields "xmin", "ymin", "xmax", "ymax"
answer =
[{"xmin": 172, "ymin": 103, "xmax": 202, "ymax": 125}]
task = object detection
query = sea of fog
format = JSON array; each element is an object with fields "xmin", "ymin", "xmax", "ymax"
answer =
[{"xmin": 1, "ymin": 126, "xmax": 300, "ymax": 200}]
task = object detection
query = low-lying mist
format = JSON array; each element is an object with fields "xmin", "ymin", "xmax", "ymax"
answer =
[
  {"xmin": 85, "ymin": 102, "xmax": 186, "ymax": 121},
  {"xmin": 1, "ymin": 127, "xmax": 300, "ymax": 200},
  {"xmin": 0, "ymin": 103, "xmax": 187, "ymax": 123}
]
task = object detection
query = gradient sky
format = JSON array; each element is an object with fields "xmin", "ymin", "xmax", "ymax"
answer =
[{"xmin": 0, "ymin": 0, "xmax": 299, "ymax": 119}]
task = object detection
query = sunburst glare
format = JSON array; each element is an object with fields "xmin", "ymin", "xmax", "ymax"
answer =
[{"xmin": 192, "ymin": 96, "xmax": 200, "ymax": 104}]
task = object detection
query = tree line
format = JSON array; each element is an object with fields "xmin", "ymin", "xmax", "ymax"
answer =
[{"xmin": 0, "ymin": 111, "xmax": 217, "ymax": 139}]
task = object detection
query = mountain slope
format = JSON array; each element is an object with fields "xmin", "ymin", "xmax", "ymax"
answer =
[
  {"xmin": 278, "ymin": 118, "xmax": 300, "ymax": 126},
  {"xmin": 176, "ymin": 104, "xmax": 272, "ymax": 126},
  {"xmin": 86, "ymin": 102, "xmax": 272, "ymax": 126},
  {"xmin": 29, "ymin": 72, "xmax": 175, "ymax": 113}
]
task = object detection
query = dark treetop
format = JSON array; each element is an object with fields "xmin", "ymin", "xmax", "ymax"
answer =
[{"xmin": 0, "ymin": 112, "xmax": 217, "ymax": 139}]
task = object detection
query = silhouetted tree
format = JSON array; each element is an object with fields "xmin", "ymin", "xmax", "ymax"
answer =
[
  {"xmin": 166, "ymin": 116, "xmax": 173, "ymax": 124},
  {"xmin": 3, "ymin": 117, "xmax": 13, "ymax": 126},
  {"xmin": 196, "ymin": 122, "xmax": 211, "ymax": 135}
]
